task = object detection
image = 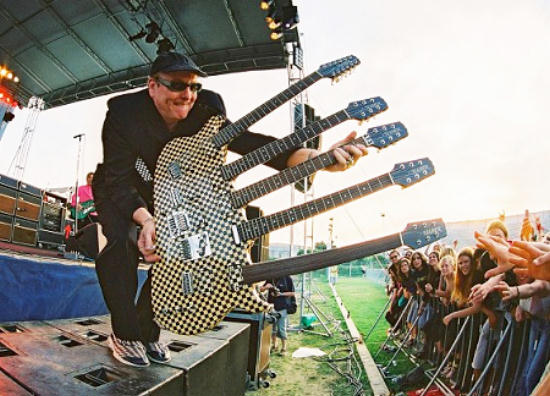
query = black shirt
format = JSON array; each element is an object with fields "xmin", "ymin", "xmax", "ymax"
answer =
[
  {"xmin": 93, "ymin": 89, "xmax": 296, "ymax": 220},
  {"xmin": 267, "ymin": 276, "xmax": 295, "ymax": 311}
]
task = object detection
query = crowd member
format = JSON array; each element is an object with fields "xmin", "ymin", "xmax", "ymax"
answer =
[
  {"xmin": 406, "ymin": 251, "xmax": 430, "ymax": 346},
  {"xmin": 385, "ymin": 250, "xmax": 404, "ymax": 327},
  {"xmin": 263, "ymin": 276, "xmax": 296, "ymax": 356},
  {"xmin": 92, "ymin": 51, "xmax": 368, "ymax": 367}
]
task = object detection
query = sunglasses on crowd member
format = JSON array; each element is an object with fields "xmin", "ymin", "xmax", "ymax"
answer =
[
  {"xmin": 390, "ymin": 254, "xmax": 399, "ymax": 260},
  {"xmin": 154, "ymin": 76, "xmax": 202, "ymax": 93}
]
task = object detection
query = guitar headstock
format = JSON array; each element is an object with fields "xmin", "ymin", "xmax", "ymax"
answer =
[
  {"xmin": 345, "ymin": 97, "xmax": 388, "ymax": 121},
  {"xmin": 317, "ymin": 55, "xmax": 360, "ymax": 80},
  {"xmin": 401, "ymin": 218, "xmax": 447, "ymax": 249},
  {"xmin": 363, "ymin": 122, "xmax": 408, "ymax": 149},
  {"xmin": 390, "ymin": 158, "xmax": 435, "ymax": 188}
]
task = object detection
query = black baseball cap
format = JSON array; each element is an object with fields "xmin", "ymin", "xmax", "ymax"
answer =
[{"xmin": 150, "ymin": 52, "xmax": 207, "ymax": 77}]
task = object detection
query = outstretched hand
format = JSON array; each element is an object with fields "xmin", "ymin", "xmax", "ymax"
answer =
[
  {"xmin": 474, "ymin": 231, "xmax": 514, "ymax": 278},
  {"xmin": 325, "ymin": 131, "xmax": 368, "ymax": 172},
  {"xmin": 509, "ymin": 241, "xmax": 550, "ymax": 281}
]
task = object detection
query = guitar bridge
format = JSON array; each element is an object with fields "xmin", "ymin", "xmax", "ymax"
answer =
[
  {"xmin": 181, "ymin": 272, "xmax": 194, "ymax": 295},
  {"xmin": 179, "ymin": 232, "xmax": 212, "ymax": 260},
  {"xmin": 168, "ymin": 210, "xmax": 190, "ymax": 237}
]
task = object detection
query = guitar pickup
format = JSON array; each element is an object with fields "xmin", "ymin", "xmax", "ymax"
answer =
[
  {"xmin": 181, "ymin": 272, "xmax": 194, "ymax": 295},
  {"xmin": 167, "ymin": 161, "xmax": 183, "ymax": 180},
  {"xmin": 227, "ymin": 263, "xmax": 244, "ymax": 292},
  {"xmin": 170, "ymin": 187, "xmax": 185, "ymax": 207},
  {"xmin": 179, "ymin": 232, "xmax": 212, "ymax": 260},
  {"xmin": 168, "ymin": 211, "xmax": 190, "ymax": 237}
]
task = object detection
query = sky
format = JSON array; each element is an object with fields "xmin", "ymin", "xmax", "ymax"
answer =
[{"xmin": 1, "ymin": 0, "xmax": 549, "ymax": 248}]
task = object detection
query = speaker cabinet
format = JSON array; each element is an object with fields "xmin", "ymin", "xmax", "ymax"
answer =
[
  {"xmin": 0, "ymin": 184, "xmax": 17, "ymax": 215},
  {"xmin": 38, "ymin": 229, "xmax": 64, "ymax": 248},
  {"xmin": 0, "ymin": 173, "xmax": 18, "ymax": 189},
  {"xmin": 245, "ymin": 206, "xmax": 270, "ymax": 263},
  {"xmin": 0, "ymin": 212, "xmax": 12, "ymax": 242},
  {"xmin": 15, "ymin": 192, "xmax": 41, "ymax": 222},
  {"xmin": 18, "ymin": 181, "xmax": 41, "ymax": 197},
  {"xmin": 12, "ymin": 217, "xmax": 38, "ymax": 246}
]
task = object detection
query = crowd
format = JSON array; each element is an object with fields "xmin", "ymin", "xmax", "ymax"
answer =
[{"xmin": 383, "ymin": 215, "xmax": 550, "ymax": 396}]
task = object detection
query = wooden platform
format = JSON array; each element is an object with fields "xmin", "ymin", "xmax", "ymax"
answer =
[{"xmin": 0, "ymin": 315, "xmax": 250, "ymax": 396}]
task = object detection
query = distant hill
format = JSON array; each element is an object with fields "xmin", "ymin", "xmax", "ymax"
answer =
[{"xmin": 439, "ymin": 210, "xmax": 550, "ymax": 249}]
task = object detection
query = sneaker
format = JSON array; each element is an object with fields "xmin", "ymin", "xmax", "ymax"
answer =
[
  {"xmin": 146, "ymin": 341, "xmax": 171, "ymax": 363},
  {"xmin": 108, "ymin": 334, "xmax": 150, "ymax": 367}
]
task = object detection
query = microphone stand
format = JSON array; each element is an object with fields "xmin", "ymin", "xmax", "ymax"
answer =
[{"xmin": 72, "ymin": 133, "xmax": 85, "ymax": 234}]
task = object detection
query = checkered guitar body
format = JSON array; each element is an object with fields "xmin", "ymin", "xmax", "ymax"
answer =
[{"xmin": 151, "ymin": 115, "xmax": 271, "ymax": 335}]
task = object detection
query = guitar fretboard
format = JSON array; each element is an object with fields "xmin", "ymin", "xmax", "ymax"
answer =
[
  {"xmin": 229, "ymin": 136, "xmax": 366, "ymax": 209},
  {"xmin": 243, "ymin": 233, "xmax": 402, "ymax": 283},
  {"xmin": 212, "ymin": 72, "xmax": 323, "ymax": 148},
  {"xmin": 221, "ymin": 109, "xmax": 350, "ymax": 181},
  {"xmin": 236, "ymin": 173, "xmax": 394, "ymax": 242}
]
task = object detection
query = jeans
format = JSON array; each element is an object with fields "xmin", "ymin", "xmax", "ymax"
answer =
[
  {"xmin": 516, "ymin": 317, "xmax": 550, "ymax": 396},
  {"xmin": 272, "ymin": 308, "xmax": 288, "ymax": 340}
]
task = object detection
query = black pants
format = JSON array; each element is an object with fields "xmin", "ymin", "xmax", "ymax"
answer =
[{"xmin": 94, "ymin": 199, "xmax": 160, "ymax": 343}]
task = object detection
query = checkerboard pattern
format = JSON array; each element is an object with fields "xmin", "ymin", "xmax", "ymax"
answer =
[{"xmin": 151, "ymin": 115, "xmax": 272, "ymax": 335}]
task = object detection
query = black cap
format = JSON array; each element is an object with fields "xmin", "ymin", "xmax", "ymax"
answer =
[{"xmin": 150, "ymin": 52, "xmax": 207, "ymax": 77}]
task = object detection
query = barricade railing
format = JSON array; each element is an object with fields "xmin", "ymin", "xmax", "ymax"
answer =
[{"xmin": 373, "ymin": 294, "xmax": 547, "ymax": 396}]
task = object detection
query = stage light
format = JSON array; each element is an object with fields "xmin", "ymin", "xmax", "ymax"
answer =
[
  {"xmin": 13, "ymin": 76, "xmax": 19, "ymax": 83},
  {"xmin": 0, "ymin": 93, "xmax": 3, "ymax": 98},
  {"xmin": 145, "ymin": 22, "xmax": 160, "ymax": 43},
  {"xmin": 265, "ymin": 4, "xmax": 278, "ymax": 23},
  {"xmin": 156, "ymin": 38, "xmax": 175, "ymax": 55},
  {"xmin": 260, "ymin": 0, "xmax": 273, "ymax": 11},
  {"xmin": 129, "ymin": 30, "xmax": 147, "ymax": 41},
  {"xmin": 0, "ymin": 69, "xmax": 6, "ymax": 77},
  {"xmin": 270, "ymin": 27, "xmax": 283, "ymax": 40},
  {"xmin": 7, "ymin": 72, "xmax": 13, "ymax": 79}
]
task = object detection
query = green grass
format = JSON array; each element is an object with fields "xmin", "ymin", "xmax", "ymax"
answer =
[
  {"xmin": 245, "ymin": 276, "xmax": 416, "ymax": 395},
  {"xmin": 335, "ymin": 277, "xmax": 417, "ymax": 389}
]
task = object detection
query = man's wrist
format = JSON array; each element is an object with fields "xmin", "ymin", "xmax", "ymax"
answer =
[
  {"xmin": 142, "ymin": 217, "xmax": 155, "ymax": 227},
  {"xmin": 515, "ymin": 286, "xmax": 521, "ymax": 299}
]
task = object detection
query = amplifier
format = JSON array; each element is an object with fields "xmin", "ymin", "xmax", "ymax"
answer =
[
  {"xmin": 15, "ymin": 192, "xmax": 41, "ymax": 222},
  {"xmin": 0, "ymin": 184, "xmax": 17, "ymax": 215},
  {"xmin": 18, "ymin": 181, "xmax": 42, "ymax": 197},
  {"xmin": 12, "ymin": 217, "xmax": 38, "ymax": 246},
  {"xmin": 0, "ymin": 173, "xmax": 18, "ymax": 189},
  {"xmin": 0, "ymin": 212, "xmax": 12, "ymax": 242},
  {"xmin": 40, "ymin": 202, "xmax": 65, "ymax": 232},
  {"xmin": 38, "ymin": 229, "xmax": 64, "ymax": 248},
  {"xmin": 246, "ymin": 206, "xmax": 270, "ymax": 263}
]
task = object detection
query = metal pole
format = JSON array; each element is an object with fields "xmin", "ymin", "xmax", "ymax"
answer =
[
  {"xmin": 72, "ymin": 133, "xmax": 85, "ymax": 234},
  {"xmin": 419, "ymin": 316, "xmax": 471, "ymax": 396},
  {"xmin": 363, "ymin": 298, "xmax": 391, "ymax": 343},
  {"xmin": 466, "ymin": 319, "xmax": 512, "ymax": 396},
  {"xmin": 374, "ymin": 298, "xmax": 413, "ymax": 359}
]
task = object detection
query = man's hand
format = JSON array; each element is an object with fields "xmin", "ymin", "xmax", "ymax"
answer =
[
  {"xmin": 493, "ymin": 280, "xmax": 517, "ymax": 302},
  {"xmin": 474, "ymin": 231, "xmax": 514, "ymax": 277},
  {"xmin": 443, "ymin": 314, "xmax": 453, "ymax": 326},
  {"xmin": 325, "ymin": 131, "xmax": 368, "ymax": 172},
  {"xmin": 509, "ymin": 241, "xmax": 550, "ymax": 281},
  {"xmin": 137, "ymin": 219, "xmax": 160, "ymax": 263}
]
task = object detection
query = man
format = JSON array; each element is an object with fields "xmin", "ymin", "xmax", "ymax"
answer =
[
  {"xmin": 70, "ymin": 171, "xmax": 98, "ymax": 229},
  {"xmin": 264, "ymin": 276, "xmax": 295, "ymax": 356},
  {"xmin": 93, "ymin": 51, "xmax": 368, "ymax": 367}
]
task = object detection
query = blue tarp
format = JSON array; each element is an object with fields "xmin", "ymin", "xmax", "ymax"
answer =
[{"xmin": 0, "ymin": 254, "xmax": 147, "ymax": 322}]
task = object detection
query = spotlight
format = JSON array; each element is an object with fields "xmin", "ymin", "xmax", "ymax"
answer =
[
  {"xmin": 259, "ymin": 0, "xmax": 273, "ymax": 11},
  {"xmin": 0, "ymin": 69, "xmax": 6, "ymax": 77},
  {"xmin": 270, "ymin": 27, "xmax": 283, "ymax": 40},
  {"xmin": 156, "ymin": 38, "xmax": 175, "ymax": 55},
  {"xmin": 145, "ymin": 22, "xmax": 160, "ymax": 43},
  {"xmin": 264, "ymin": 4, "xmax": 278, "ymax": 23},
  {"xmin": 13, "ymin": 76, "xmax": 19, "ymax": 83},
  {"xmin": 6, "ymin": 72, "xmax": 12, "ymax": 79},
  {"xmin": 129, "ymin": 29, "xmax": 147, "ymax": 41}
]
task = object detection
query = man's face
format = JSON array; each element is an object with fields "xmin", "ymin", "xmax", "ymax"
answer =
[
  {"xmin": 148, "ymin": 71, "xmax": 199, "ymax": 125},
  {"xmin": 389, "ymin": 252, "xmax": 400, "ymax": 264}
]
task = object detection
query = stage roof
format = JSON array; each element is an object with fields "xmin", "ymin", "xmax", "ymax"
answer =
[{"xmin": 0, "ymin": 0, "xmax": 298, "ymax": 109}]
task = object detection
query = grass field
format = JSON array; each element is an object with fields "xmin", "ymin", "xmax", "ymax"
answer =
[{"xmin": 245, "ymin": 276, "xmax": 415, "ymax": 395}]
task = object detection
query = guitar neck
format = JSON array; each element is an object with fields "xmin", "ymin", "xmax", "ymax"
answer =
[
  {"xmin": 221, "ymin": 109, "xmax": 350, "ymax": 181},
  {"xmin": 243, "ymin": 233, "xmax": 402, "ymax": 283},
  {"xmin": 235, "ymin": 172, "xmax": 394, "ymax": 243},
  {"xmin": 212, "ymin": 72, "xmax": 323, "ymax": 148},
  {"xmin": 229, "ymin": 136, "xmax": 366, "ymax": 209}
]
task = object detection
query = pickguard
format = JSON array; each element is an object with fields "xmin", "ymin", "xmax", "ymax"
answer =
[{"xmin": 151, "ymin": 115, "xmax": 271, "ymax": 335}]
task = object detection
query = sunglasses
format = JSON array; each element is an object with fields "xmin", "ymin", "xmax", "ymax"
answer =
[
  {"xmin": 155, "ymin": 76, "xmax": 202, "ymax": 93},
  {"xmin": 390, "ymin": 255, "xmax": 399, "ymax": 260}
]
